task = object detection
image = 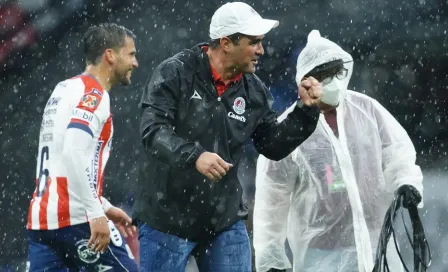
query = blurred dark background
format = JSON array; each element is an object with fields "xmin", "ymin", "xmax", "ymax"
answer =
[{"xmin": 1, "ymin": 0, "xmax": 448, "ymax": 270}]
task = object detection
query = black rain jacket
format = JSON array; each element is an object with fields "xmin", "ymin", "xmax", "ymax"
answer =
[{"xmin": 132, "ymin": 43, "xmax": 320, "ymax": 241}]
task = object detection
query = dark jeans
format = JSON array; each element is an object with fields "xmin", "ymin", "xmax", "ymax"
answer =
[{"xmin": 138, "ymin": 220, "xmax": 251, "ymax": 272}]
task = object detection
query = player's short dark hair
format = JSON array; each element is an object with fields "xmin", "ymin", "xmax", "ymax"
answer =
[
  {"xmin": 83, "ymin": 23, "xmax": 136, "ymax": 65},
  {"xmin": 209, "ymin": 32, "xmax": 248, "ymax": 49}
]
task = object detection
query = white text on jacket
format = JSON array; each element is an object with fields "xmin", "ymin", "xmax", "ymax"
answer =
[{"xmin": 228, "ymin": 112, "xmax": 246, "ymax": 123}]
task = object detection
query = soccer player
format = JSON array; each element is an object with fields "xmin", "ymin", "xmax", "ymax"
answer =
[{"xmin": 26, "ymin": 23, "xmax": 139, "ymax": 271}]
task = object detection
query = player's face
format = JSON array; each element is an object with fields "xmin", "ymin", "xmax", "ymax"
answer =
[
  {"xmin": 114, "ymin": 36, "xmax": 138, "ymax": 86},
  {"xmin": 229, "ymin": 35, "xmax": 264, "ymax": 74}
]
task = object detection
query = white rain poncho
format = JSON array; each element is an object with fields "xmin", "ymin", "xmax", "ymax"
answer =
[{"xmin": 253, "ymin": 30, "xmax": 423, "ymax": 272}]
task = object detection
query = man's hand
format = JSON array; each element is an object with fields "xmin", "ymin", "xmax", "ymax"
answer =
[
  {"xmin": 106, "ymin": 206, "xmax": 137, "ymax": 238},
  {"xmin": 298, "ymin": 76, "xmax": 323, "ymax": 107},
  {"xmin": 195, "ymin": 152, "xmax": 233, "ymax": 182},
  {"xmin": 88, "ymin": 216, "xmax": 110, "ymax": 253}
]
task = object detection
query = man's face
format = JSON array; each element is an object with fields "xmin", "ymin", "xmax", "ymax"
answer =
[
  {"xmin": 302, "ymin": 61, "xmax": 348, "ymax": 110},
  {"xmin": 112, "ymin": 36, "xmax": 138, "ymax": 86},
  {"xmin": 228, "ymin": 35, "xmax": 264, "ymax": 74}
]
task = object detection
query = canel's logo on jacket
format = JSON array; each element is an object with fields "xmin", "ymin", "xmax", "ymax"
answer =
[
  {"xmin": 232, "ymin": 97, "xmax": 246, "ymax": 114},
  {"xmin": 229, "ymin": 97, "xmax": 246, "ymax": 122}
]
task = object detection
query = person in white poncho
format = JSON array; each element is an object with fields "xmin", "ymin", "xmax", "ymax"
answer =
[{"xmin": 253, "ymin": 30, "xmax": 424, "ymax": 272}]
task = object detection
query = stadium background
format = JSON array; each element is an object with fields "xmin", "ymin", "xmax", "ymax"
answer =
[{"xmin": 1, "ymin": 0, "xmax": 448, "ymax": 270}]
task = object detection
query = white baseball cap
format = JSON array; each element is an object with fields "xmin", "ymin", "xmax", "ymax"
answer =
[{"xmin": 209, "ymin": 2, "xmax": 279, "ymax": 40}]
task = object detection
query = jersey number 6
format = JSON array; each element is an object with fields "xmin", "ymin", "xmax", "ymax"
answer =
[{"xmin": 37, "ymin": 146, "xmax": 50, "ymax": 197}]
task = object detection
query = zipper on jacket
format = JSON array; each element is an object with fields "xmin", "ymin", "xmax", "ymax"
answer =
[
  {"xmin": 213, "ymin": 92, "xmax": 222, "ymax": 154},
  {"xmin": 213, "ymin": 136, "xmax": 219, "ymax": 153}
]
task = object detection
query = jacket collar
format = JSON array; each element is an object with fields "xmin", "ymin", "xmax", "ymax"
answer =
[{"xmin": 192, "ymin": 43, "xmax": 243, "ymax": 85}]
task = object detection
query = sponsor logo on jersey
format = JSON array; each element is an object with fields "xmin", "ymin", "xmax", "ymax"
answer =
[
  {"xmin": 232, "ymin": 97, "xmax": 246, "ymax": 114},
  {"xmin": 41, "ymin": 119, "xmax": 55, "ymax": 128},
  {"xmin": 43, "ymin": 108, "xmax": 57, "ymax": 116},
  {"xmin": 46, "ymin": 97, "xmax": 61, "ymax": 107},
  {"xmin": 42, "ymin": 133, "xmax": 53, "ymax": 143},
  {"xmin": 73, "ymin": 109, "xmax": 94, "ymax": 123},
  {"xmin": 76, "ymin": 239, "xmax": 100, "ymax": 263},
  {"xmin": 81, "ymin": 94, "xmax": 98, "ymax": 109},
  {"xmin": 92, "ymin": 141, "xmax": 103, "ymax": 186}
]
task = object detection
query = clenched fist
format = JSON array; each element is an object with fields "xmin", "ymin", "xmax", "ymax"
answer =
[
  {"xmin": 298, "ymin": 76, "xmax": 323, "ymax": 107},
  {"xmin": 195, "ymin": 152, "xmax": 233, "ymax": 182}
]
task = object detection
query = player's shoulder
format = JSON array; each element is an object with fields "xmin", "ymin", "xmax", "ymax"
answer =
[
  {"xmin": 51, "ymin": 77, "xmax": 82, "ymax": 93},
  {"xmin": 44, "ymin": 77, "xmax": 82, "ymax": 107},
  {"xmin": 76, "ymin": 74, "xmax": 108, "ymax": 102},
  {"xmin": 51, "ymin": 74, "xmax": 102, "ymax": 95},
  {"xmin": 70, "ymin": 74, "xmax": 106, "ymax": 96},
  {"xmin": 59, "ymin": 74, "xmax": 109, "ymax": 113}
]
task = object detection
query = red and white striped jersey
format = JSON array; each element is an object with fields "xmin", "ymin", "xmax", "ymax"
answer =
[{"xmin": 27, "ymin": 73, "xmax": 114, "ymax": 230}]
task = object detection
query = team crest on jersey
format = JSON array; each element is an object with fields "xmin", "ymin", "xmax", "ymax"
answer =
[
  {"xmin": 232, "ymin": 97, "xmax": 246, "ymax": 115},
  {"xmin": 76, "ymin": 239, "xmax": 100, "ymax": 263},
  {"xmin": 81, "ymin": 94, "xmax": 98, "ymax": 109}
]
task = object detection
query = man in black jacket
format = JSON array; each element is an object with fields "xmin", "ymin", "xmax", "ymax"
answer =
[{"xmin": 133, "ymin": 2, "xmax": 323, "ymax": 271}]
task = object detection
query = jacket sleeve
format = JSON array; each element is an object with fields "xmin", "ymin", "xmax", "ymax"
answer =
[
  {"xmin": 372, "ymin": 99, "xmax": 424, "ymax": 206},
  {"xmin": 252, "ymin": 88, "xmax": 320, "ymax": 161},
  {"xmin": 140, "ymin": 60, "xmax": 206, "ymax": 170},
  {"xmin": 253, "ymin": 153, "xmax": 297, "ymax": 272}
]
